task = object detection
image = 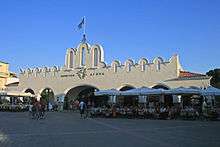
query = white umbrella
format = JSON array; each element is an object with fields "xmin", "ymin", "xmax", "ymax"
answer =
[
  {"xmin": 94, "ymin": 89, "xmax": 121, "ymax": 96},
  {"xmin": 121, "ymin": 87, "xmax": 165, "ymax": 96},
  {"xmin": 201, "ymin": 86, "xmax": 220, "ymax": 96},
  {"xmin": 141, "ymin": 88, "xmax": 165, "ymax": 95},
  {"xmin": 120, "ymin": 87, "xmax": 150, "ymax": 96},
  {"xmin": 1, "ymin": 91, "xmax": 35, "ymax": 97},
  {"xmin": 164, "ymin": 87, "xmax": 201, "ymax": 95}
]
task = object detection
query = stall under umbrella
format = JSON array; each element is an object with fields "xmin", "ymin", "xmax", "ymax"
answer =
[
  {"xmin": 120, "ymin": 87, "xmax": 167, "ymax": 104},
  {"xmin": 94, "ymin": 89, "xmax": 121, "ymax": 104},
  {"xmin": 201, "ymin": 86, "xmax": 220, "ymax": 96}
]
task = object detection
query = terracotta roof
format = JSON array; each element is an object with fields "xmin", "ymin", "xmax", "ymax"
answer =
[
  {"xmin": 164, "ymin": 71, "xmax": 210, "ymax": 82},
  {"xmin": 165, "ymin": 76, "xmax": 210, "ymax": 82},
  {"xmin": 179, "ymin": 71, "xmax": 205, "ymax": 78}
]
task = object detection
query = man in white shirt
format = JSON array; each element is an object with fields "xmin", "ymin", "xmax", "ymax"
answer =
[{"xmin": 79, "ymin": 101, "xmax": 85, "ymax": 118}]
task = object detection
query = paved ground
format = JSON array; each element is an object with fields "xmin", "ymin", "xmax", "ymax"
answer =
[{"xmin": 0, "ymin": 112, "xmax": 220, "ymax": 147}]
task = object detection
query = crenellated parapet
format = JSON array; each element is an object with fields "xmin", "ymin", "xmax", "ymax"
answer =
[
  {"xmin": 19, "ymin": 42, "xmax": 182, "ymax": 79},
  {"xmin": 20, "ymin": 66, "xmax": 61, "ymax": 76},
  {"xmin": 109, "ymin": 55, "xmax": 181, "ymax": 74}
]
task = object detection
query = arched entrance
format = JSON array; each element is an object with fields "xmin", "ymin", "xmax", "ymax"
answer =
[
  {"xmin": 119, "ymin": 85, "xmax": 137, "ymax": 106},
  {"xmin": 39, "ymin": 88, "xmax": 55, "ymax": 104},
  {"xmin": 64, "ymin": 85, "xmax": 108, "ymax": 110},
  {"xmin": 23, "ymin": 88, "xmax": 35, "ymax": 104},
  {"xmin": 152, "ymin": 85, "xmax": 173, "ymax": 107},
  {"xmin": 24, "ymin": 88, "xmax": 35, "ymax": 95}
]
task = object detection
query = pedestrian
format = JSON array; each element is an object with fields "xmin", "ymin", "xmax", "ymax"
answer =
[
  {"xmin": 40, "ymin": 100, "xmax": 46, "ymax": 119},
  {"xmin": 48, "ymin": 102, "xmax": 53, "ymax": 111},
  {"xmin": 28, "ymin": 102, "xmax": 33, "ymax": 118},
  {"xmin": 84, "ymin": 102, "xmax": 89, "ymax": 119},
  {"xmin": 79, "ymin": 101, "xmax": 85, "ymax": 118}
]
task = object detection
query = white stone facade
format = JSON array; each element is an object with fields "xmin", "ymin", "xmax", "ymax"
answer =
[{"xmin": 16, "ymin": 42, "xmax": 211, "ymax": 100}]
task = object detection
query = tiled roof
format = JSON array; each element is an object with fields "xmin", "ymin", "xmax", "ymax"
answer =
[
  {"xmin": 179, "ymin": 71, "xmax": 205, "ymax": 78},
  {"xmin": 165, "ymin": 71, "xmax": 210, "ymax": 82}
]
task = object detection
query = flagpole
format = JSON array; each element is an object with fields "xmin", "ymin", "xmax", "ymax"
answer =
[{"xmin": 83, "ymin": 16, "xmax": 86, "ymax": 35}]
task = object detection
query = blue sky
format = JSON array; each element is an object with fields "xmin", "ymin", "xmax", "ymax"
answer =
[{"xmin": 0, "ymin": 0, "xmax": 219, "ymax": 74}]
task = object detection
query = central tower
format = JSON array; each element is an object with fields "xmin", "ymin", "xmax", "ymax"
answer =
[{"xmin": 64, "ymin": 42, "xmax": 105, "ymax": 69}]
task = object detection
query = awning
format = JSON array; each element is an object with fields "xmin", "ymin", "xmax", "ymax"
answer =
[
  {"xmin": 0, "ymin": 91, "xmax": 35, "ymax": 97},
  {"xmin": 121, "ymin": 87, "xmax": 166, "ymax": 96},
  {"xmin": 94, "ymin": 89, "xmax": 121, "ymax": 96},
  {"xmin": 5, "ymin": 77, "xmax": 19, "ymax": 86},
  {"xmin": 94, "ymin": 87, "xmax": 220, "ymax": 97},
  {"xmin": 164, "ymin": 87, "xmax": 201, "ymax": 95},
  {"xmin": 201, "ymin": 86, "xmax": 220, "ymax": 96}
]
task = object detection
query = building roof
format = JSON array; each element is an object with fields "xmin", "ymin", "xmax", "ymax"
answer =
[
  {"xmin": 165, "ymin": 70, "xmax": 210, "ymax": 82},
  {"xmin": 179, "ymin": 71, "xmax": 205, "ymax": 78}
]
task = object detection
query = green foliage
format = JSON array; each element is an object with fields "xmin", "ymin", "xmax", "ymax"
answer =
[{"xmin": 206, "ymin": 68, "xmax": 220, "ymax": 88}]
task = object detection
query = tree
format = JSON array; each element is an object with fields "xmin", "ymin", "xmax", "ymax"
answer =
[{"xmin": 206, "ymin": 68, "xmax": 220, "ymax": 89}]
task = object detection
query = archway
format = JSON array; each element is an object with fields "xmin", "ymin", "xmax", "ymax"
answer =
[
  {"xmin": 152, "ymin": 84, "xmax": 173, "ymax": 107},
  {"xmin": 119, "ymin": 85, "xmax": 135, "ymax": 91},
  {"xmin": 23, "ymin": 88, "xmax": 35, "ymax": 104},
  {"xmin": 119, "ymin": 85, "xmax": 137, "ymax": 106},
  {"xmin": 40, "ymin": 88, "xmax": 55, "ymax": 105},
  {"xmin": 64, "ymin": 85, "xmax": 108, "ymax": 110},
  {"xmin": 24, "ymin": 88, "xmax": 35, "ymax": 95}
]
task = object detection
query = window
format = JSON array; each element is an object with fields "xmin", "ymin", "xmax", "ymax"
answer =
[
  {"xmin": 94, "ymin": 48, "xmax": 98, "ymax": 66},
  {"xmin": 141, "ymin": 61, "xmax": 146, "ymax": 71},
  {"xmin": 157, "ymin": 61, "xmax": 161, "ymax": 71},
  {"xmin": 126, "ymin": 63, "xmax": 131, "ymax": 72},
  {"xmin": 69, "ymin": 51, "xmax": 73, "ymax": 68},
  {"xmin": 127, "ymin": 64, "xmax": 131, "ymax": 72},
  {"xmin": 114, "ymin": 64, "xmax": 117, "ymax": 72},
  {"xmin": 81, "ymin": 47, "xmax": 85, "ymax": 66}
]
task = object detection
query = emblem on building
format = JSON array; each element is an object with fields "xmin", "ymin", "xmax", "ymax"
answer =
[{"xmin": 76, "ymin": 68, "xmax": 87, "ymax": 79}]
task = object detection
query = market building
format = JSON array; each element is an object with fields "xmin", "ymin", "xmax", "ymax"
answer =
[{"xmin": 15, "ymin": 39, "xmax": 211, "ymax": 106}]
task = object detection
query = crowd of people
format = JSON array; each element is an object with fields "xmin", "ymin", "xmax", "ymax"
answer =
[
  {"xmin": 76, "ymin": 98, "xmax": 219, "ymax": 120},
  {"xmin": 0, "ymin": 95, "xmax": 219, "ymax": 121}
]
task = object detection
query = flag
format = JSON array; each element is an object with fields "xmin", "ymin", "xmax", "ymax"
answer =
[{"xmin": 78, "ymin": 17, "xmax": 85, "ymax": 29}]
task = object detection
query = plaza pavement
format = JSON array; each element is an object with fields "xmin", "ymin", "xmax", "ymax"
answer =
[{"xmin": 0, "ymin": 112, "xmax": 220, "ymax": 147}]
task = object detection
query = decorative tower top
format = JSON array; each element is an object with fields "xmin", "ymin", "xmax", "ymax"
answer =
[{"xmin": 81, "ymin": 34, "xmax": 87, "ymax": 43}]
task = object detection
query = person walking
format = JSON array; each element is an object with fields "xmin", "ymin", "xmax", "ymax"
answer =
[
  {"xmin": 79, "ymin": 101, "xmax": 85, "ymax": 118},
  {"xmin": 48, "ymin": 102, "xmax": 53, "ymax": 111},
  {"xmin": 28, "ymin": 102, "xmax": 33, "ymax": 118},
  {"xmin": 84, "ymin": 102, "xmax": 89, "ymax": 119},
  {"xmin": 40, "ymin": 100, "xmax": 46, "ymax": 119}
]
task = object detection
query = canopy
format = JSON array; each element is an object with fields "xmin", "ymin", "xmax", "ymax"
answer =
[
  {"xmin": 201, "ymin": 86, "xmax": 220, "ymax": 96},
  {"xmin": 94, "ymin": 89, "xmax": 121, "ymax": 96},
  {"xmin": 0, "ymin": 91, "xmax": 35, "ymax": 97},
  {"xmin": 121, "ymin": 87, "xmax": 165, "ymax": 96},
  {"xmin": 164, "ymin": 87, "xmax": 201, "ymax": 95},
  {"xmin": 94, "ymin": 87, "xmax": 220, "ymax": 97}
]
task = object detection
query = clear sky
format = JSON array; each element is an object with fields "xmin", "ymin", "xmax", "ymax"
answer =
[{"xmin": 0, "ymin": 0, "xmax": 219, "ymax": 74}]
